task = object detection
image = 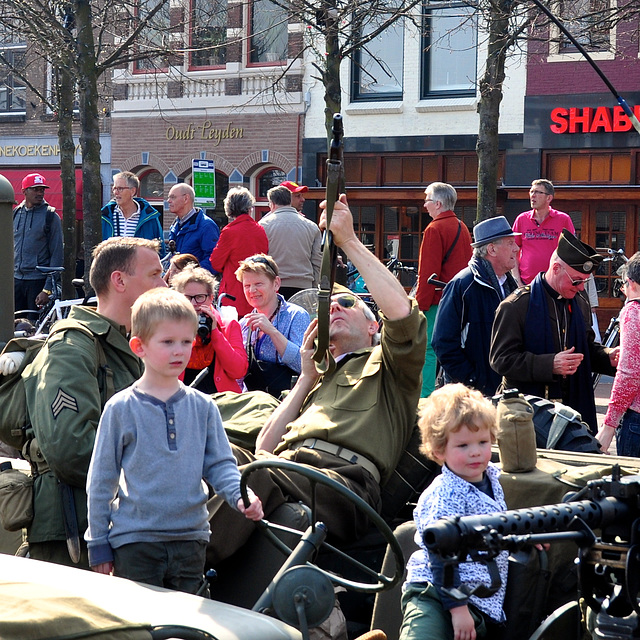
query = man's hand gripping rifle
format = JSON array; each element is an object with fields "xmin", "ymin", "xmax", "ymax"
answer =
[
  {"xmin": 313, "ymin": 113, "xmax": 344, "ymax": 375},
  {"xmin": 425, "ymin": 467, "xmax": 640, "ymax": 629}
]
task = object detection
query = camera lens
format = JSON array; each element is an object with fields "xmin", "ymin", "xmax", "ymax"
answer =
[{"xmin": 197, "ymin": 314, "xmax": 213, "ymax": 342}]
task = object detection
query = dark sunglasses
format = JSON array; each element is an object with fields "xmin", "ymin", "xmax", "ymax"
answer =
[
  {"xmin": 184, "ymin": 293, "xmax": 210, "ymax": 304},
  {"xmin": 247, "ymin": 255, "xmax": 277, "ymax": 276},
  {"xmin": 331, "ymin": 294, "xmax": 359, "ymax": 309},
  {"xmin": 560, "ymin": 265, "xmax": 589, "ymax": 287}
]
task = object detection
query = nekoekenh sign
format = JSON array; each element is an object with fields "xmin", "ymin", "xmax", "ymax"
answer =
[{"xmin": 524, "ymin": 93, "xmax": 640, "ymax": 149}]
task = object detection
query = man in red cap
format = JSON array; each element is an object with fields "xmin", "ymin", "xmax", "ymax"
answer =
[
  {"xmin": 13, "ymin": 173, "xmax": 63, "ymax": 319},
  {"xmin": 280, "ymin": 180, "xmax": 308, "ymax": 214}
]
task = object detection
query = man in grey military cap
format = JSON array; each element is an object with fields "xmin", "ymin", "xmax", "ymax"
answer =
[{"xmin": 490, "ymin": 229, "xmax": 619, "ymax": 433}]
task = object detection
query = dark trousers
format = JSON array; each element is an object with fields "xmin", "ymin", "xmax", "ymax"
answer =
[
  {"xmin": 113, "ymin": 540, "xmax": 207, "ymax": 594},
  {"xmin": 14, "ymin": 278, "xmax": 46, "ymax": 321},
  {"xmin": 29, "ymin": 540, "xmax": 90, "ymax": 570},
  {"xmin": 206, "ymin": 446, "xmax": 381, "ymax": 567}
]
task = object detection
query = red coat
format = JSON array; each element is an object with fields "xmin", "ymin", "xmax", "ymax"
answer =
[
  {"xmin": 416, "ymin": 210, "xmax": 472, "ymax": 310},
  {"xmin": 184, "ymin": 308, "xmax": 247, "ymax": 393},
  {"xmin": 210, "ymin": 214, "xmax": 269, "ymax": 318}
]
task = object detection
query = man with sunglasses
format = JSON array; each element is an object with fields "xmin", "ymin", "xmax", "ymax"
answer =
[
  {"xmin": 206, "ymin": 193, "xmax": 426, "ymax": 565},
  {"xmin": 490, "ymin": 229, "xmax": 618, "ymax": 434}
]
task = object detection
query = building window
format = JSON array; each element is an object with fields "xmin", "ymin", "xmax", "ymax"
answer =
[
  {"xmin": 190, "ymin": 0, "xmax": 227, "ymax": 68},
  {"xmin": 557, "ymin": 0, "xmax": 611, "ymax": 52},
  {"xmin": 139, "ymin": 170, "xmax": 164, "ymax": 200},
  {"xmin": 258, "ymin": 167, "xmax": 286, "ymax": 197},
  {"xmin": 134, "ymin": 0, "xmax": 171, "ymax": 72},
  {"xmin": 0, "ymin": 44, "xmax": 26, "ymax": 112},
  {"xmin": 351, "ymin": 17, "xmax": 404, "ymax": 101},
  {"xmin": 249, "ymin": 0, "xmax": 288, "ymax": 64},
  {"xmin": 421, "ymin": 5, "xmax": 477, "ymax": 98}
]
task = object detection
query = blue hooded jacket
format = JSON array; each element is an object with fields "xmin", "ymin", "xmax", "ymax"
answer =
[
  {"xmin": 101, "ymin": 197, "xmax": 166, "ymax": 257},
  {"xmin": 168, "ymin": 208, "xmax": 220, "ymax": 274}
]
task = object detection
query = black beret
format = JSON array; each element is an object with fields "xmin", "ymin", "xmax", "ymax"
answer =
[{"xmin": 557, "ymin": 229, "xmax": 602, "ymax": 274}]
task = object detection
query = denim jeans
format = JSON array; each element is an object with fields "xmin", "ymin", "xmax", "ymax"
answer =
[{"xmin": 616, "ymin": 409, "xmax": 640, "ymax": 458}]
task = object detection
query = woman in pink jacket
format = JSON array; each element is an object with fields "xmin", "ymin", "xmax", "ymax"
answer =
[{"xmin": 172, "ymin": 265, "xmax": 247, "ymax": 393}]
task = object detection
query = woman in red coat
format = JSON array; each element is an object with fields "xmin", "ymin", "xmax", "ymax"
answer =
[
  {"xmin": 172, "ymin": 265, "xmax": 247, "ymax": 393},
  {"xmin": 210, "ymin": 187, "xmax": 268, "ymax": 319}
]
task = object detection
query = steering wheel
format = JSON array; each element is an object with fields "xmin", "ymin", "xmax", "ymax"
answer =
[{"xmin": 240, "ymin": 458, "xmax": 404, "ymax": 594}]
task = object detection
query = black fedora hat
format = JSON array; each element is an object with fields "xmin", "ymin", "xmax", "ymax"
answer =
[{"xmin": 471, "ymin": 216, "xmax": 521, "ymax": 248}]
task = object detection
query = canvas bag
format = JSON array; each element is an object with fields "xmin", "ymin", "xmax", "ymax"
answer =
[{"xmin": 496, "ymin": 391, "xmax": 537, "ymax": 472}]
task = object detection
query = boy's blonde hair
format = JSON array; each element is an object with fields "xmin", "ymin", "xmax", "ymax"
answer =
[
  {"xmin": 418, "ymin": 383, "xmax": 497, "ymax": 462},
  {"xmin": 171, "ymin": 264, "xmax": 218, "ymax": 296},
  {"xmin": 131, "ymin": 287, "xmax": 198, "ymax": 342}
]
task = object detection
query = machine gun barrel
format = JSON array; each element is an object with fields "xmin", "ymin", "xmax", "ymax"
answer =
[{"xmin": 425, "ymin": 496, "xmax": 630, "ymax": 557}]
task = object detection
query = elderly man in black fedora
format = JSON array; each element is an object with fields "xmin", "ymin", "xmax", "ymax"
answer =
[
  {"xmin": 490, "ymin": 229, "xmax": 619, "ymax": 433},
  {"xmin": 432, "ymin": 216, "xmax": 520, "ymax": 396}
]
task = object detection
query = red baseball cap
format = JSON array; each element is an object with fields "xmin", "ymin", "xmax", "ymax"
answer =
[
  {"xmin": 22, "ymin": 173, "xmax": 49, "ymax": 190},
  {"xmin": 280, "ymin": 180, "xmax": 308, "ymax": 193}
]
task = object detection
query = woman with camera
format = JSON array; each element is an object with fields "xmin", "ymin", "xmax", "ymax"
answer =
[
  {"xmin": 236, "ymin": 254, "xmax": 310, "ymax": 398},
  {"xmin": 172, "ymin": 265, "xmax": 247, "ymax": 393}
]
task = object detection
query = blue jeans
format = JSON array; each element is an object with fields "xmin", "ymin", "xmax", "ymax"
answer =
[{"xmin": 616, "ymin": 409, "xmax": 640, "ymax": 458}]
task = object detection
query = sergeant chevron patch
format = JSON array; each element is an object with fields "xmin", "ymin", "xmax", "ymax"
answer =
[{"xmin": 51, "ymin": 388, "xmax": 79, "ymax": 419}]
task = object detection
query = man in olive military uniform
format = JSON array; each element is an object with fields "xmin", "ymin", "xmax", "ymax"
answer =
[
  {"xmin": 490, "ymin": 229, "xmax": 619, "ymax": 434},
  {"xmin": 206, "ymin": 194, "xmax": 426, "ymax": 565},
  {"xmin": 22, "ymin": 238, "xmax": 166, "ymax": 567}
]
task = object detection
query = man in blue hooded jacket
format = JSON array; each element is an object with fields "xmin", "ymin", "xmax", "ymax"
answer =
[
  {"xmin": 432, "ymin": 216, "xmax": 520, "ymax": 397},
  {"xmin": 167, "ymin": 183, "xmax": 219, "ymax": 274},
  {"xmin": 101, "ymin": 171, "xmax": 166, "ymax": 257}
]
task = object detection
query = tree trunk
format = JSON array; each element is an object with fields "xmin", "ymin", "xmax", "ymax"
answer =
[
  {"xmin": 57, "ymin": 67, "xmax": 77, "ymax": 299},
  {"xmin": 75, "ymin": 0, "xmax": 102, "ymax": 279},
  {"xmin": 476, "ymin": 0, "xmax": 510, "ymax": 223}
]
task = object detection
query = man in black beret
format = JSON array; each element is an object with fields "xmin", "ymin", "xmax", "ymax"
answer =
[{"xmin": 490, "ymin": 229, "xmax": 619, "ymax": 433}]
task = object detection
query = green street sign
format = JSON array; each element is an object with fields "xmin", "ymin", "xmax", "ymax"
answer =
[{"xmin": 192, "ymin": 159, "xmax": 216, "ymax": 208}]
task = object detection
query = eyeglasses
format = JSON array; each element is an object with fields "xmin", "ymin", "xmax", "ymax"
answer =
[
  {"xmin": 530, "ymin": 190, "xmax": 550, "ymax": 196},
  {"xmin": 246, "ymin": 255, "xmax": 278, "ymax": 277},
  {"xmin": 184, "ymin": 293, "xmax": 210, "ymax": 304},
  {"xmin": 331, "ymin": 294, "xmax": 359, "ymax": 309},
  {"xmin": 561, "ymin": 265, "xmax": 589, "ymax": 287},
  {"xmin": 112, "ymin": 186, "xmax": 133, "ymax": 192}
]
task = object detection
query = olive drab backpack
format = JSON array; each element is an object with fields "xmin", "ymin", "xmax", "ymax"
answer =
[{"xmin": 0, "ymin": 320, "xmax": 111, "ymax": 452}]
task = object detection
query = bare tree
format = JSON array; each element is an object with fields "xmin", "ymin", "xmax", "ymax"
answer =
[{"xmin": 0, "ymin": 0, "xmax": 174, "ymax": 280}]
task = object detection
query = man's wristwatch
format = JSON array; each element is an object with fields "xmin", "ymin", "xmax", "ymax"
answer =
[{"xmin": 42, "ymin": 289, "xmax": 52, "ymax": 296}]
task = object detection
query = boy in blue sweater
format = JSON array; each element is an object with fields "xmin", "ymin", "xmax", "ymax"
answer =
[{"xmin": 85, "ymin": 287, "xmax": 263, "ymax": 593}]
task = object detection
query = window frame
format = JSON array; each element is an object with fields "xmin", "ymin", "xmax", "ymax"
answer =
[
  {"xmin": 420, "ymin": 4, "xmax": 477, "ymax": 99},
  {"xmin": 350, "ymin": 15, "xmax": 404, "ymax": 103},
  {"xmin": 547, "ymin": 0, "xmax": 616, "ymax": 61},
  {"xmin": 247, "ymin": 0, "xmax": 288, "ymax": 66},
  {"xmin": 0, "ymin": 42, "xmax": 27, "ymax": 114},
  {"xmin": 189, "ymin": 0, "xmax": 227, "ymax": 70}
]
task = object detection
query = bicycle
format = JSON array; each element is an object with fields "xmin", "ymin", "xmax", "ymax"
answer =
[{"xmin": 14, "ymin": 266, "xmax": 97, "ymax": 336}]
